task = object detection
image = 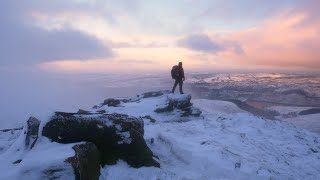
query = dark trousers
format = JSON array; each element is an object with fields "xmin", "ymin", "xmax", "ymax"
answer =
[{"xmin": 172, "ymin": 79, "xmax": 184, "ymax": 94}]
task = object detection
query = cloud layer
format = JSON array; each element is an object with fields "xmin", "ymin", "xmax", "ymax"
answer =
[
  {"xmin": 175, "ymin": 0, "xmax": 320, "ymax": 70},
  {"xmin": 178, "ymin": 34, "xmax": 224, "ymax": 53},
  {"xmin": 0, "ymin": 0, "xmax": 112, "ymax": 65},
  {"xmin": 1, "ymin": 0, "xmax": 319, "ymax": 72},
  {"xmin": 177, "ymin": 34, "xmax": 244, "ymax": 55}
]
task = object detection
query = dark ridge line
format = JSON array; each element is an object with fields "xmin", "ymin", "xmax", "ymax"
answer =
[
  {"xmin": 246, "ymin": 100, "xmax": 320, "ymax": 108},
  {"xmin": 299, "ymin": 108, "xmax": 320, "ymax": 116},
  {"xmin": 224, "ymin": 99, "xmax": 280, "ymax": 120}
]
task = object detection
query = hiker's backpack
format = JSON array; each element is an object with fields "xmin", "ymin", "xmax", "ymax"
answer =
[{"xmin": 171, "ymin": 65, "xmax": 180, "ymax": 79}]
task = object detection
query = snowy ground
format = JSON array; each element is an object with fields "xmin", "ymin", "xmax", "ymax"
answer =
[
  {"xmin": 1, "ymin": 70, "xmax": 320, "ymax": 179},
  {"xmin": 96, "ymin": 94, "xmax": 320, "ymax": 180},
  {"xmin": 0, "ymin": 131, "xmax": 76, "ymax": 180},
  {"xmin": 1, "ymin": 92, "xmax": 320, "ymax": 179}
]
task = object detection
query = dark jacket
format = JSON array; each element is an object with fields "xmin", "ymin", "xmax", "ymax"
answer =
[
  {"xmin": 175, "ymin": 66, "xmax": 184, "ymax": 80},
  {"xmin": 179, "ymin": 67, "xmax": 185, "ymax": 79}
]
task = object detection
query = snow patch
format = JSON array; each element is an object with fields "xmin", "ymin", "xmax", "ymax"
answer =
[{"xmin": 117, "ymin": 132, "xmax": 132, "ymax": 145}]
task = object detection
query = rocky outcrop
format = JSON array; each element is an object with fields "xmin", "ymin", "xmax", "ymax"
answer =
[
  {"xmin": 140, "ymin": 91, "xmax": 169, "ymax": 98},
  {"xmin": 96, "ymin": 90, "xmax": 172, "ymax": 109},
  {"xmin": 77, "ymin": 109, "xmax": 92, "ymax": 114},
  {"xmin": 42, "ymin": 112, "xmax": 159, "ymax": 168},
  {"xmin": 25, "ymin": 117, "xmax": 40, "ymax": 149},
  {"xmin": 66, "ymin": 142, "xmax": 101, "ymax": 180},
  {"xmin": 102, "ymin": 98, "xmax": 121, "ymax": 107},
  {"xmin": 154, "ymin": 94, "xmax": 202, "ymax": 117},
  {"xmin": 1, "ymin": 90, "xmax": 205, "ymax": 179}
]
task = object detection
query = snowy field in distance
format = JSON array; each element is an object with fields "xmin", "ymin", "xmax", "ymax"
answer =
[
  {"xmin": 1, "ymin": 70, "xmax": 320, "ymax": 136},
  {"xmin": 0, "ymin": 70, "xmax": 171, "ymax": 129}
]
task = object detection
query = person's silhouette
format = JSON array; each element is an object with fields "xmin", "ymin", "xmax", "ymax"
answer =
[{"xmin": 171, "ymin": 62, "xmax": 185, "ymax": 94}]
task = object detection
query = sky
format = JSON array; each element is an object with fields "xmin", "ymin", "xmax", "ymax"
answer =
[{"xmin": 1, "ymin": 0, "xmax": 320, "ymax": 73}]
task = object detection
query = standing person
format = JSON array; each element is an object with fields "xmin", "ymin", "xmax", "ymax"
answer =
[{"xmin": 171, "ymin": 62, "xmax": 185, "ymax": 94}]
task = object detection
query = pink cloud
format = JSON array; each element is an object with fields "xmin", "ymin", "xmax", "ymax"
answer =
[{"xmin": 212, "ymin": 4, "xmax": 320, "ymax": 70}]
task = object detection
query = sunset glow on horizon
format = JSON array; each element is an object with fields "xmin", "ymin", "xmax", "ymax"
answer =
[{"xmin": 1, "ymin": 0, "xmax": 320, "ymax": 73}]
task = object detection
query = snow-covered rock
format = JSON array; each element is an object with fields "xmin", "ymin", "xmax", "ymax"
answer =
[
  {"xmin": 42, "ymin": 111, "xmax": 159, "ymax": 168},
  {"xmin": 25, "ymin": 117, "xmax": 40, "ymax": 149},
  {"xmin": 95, "ymin": 91, "xmax": 202, "ymax": 122},
  {"xmin": 0, "ymin": 128, "xmax": 22, "ymax": 154},
  {"xmin": 0, "ymin": 128, "xmax": 76, "ymax": 179}
]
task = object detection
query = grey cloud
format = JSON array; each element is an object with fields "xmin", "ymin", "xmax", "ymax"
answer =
[
  {"xmin": 195, "ymin": 0, "xmax": 298, "ymax": 21},
  {"xmin": 225, "ymin": 41, "xmax": 244, "ymax": 55},
  {"xmin": 292, "ymin": 0, "xmax": 320, "ymax": 25},
  {"xmin": 0, "ymin": 0, "xmax": 113, "ymax": 65},
  {"xmin": 178, "ymin": 34, "xmax": 224, "ymax": 53},
  {"xmin": 177, "ymin": 34, "xmax": 245, "ymax": 54},
  {"xmin": 120, "ymin": 59, "xmax": 156, "ymax": 64},
  {"xmin": 111, "ymin": 41, "xmax": 168, "ymax": 48},
  {"xmin": 178, "ymin": 34, "xmax": 244, "ymax": 55}
]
